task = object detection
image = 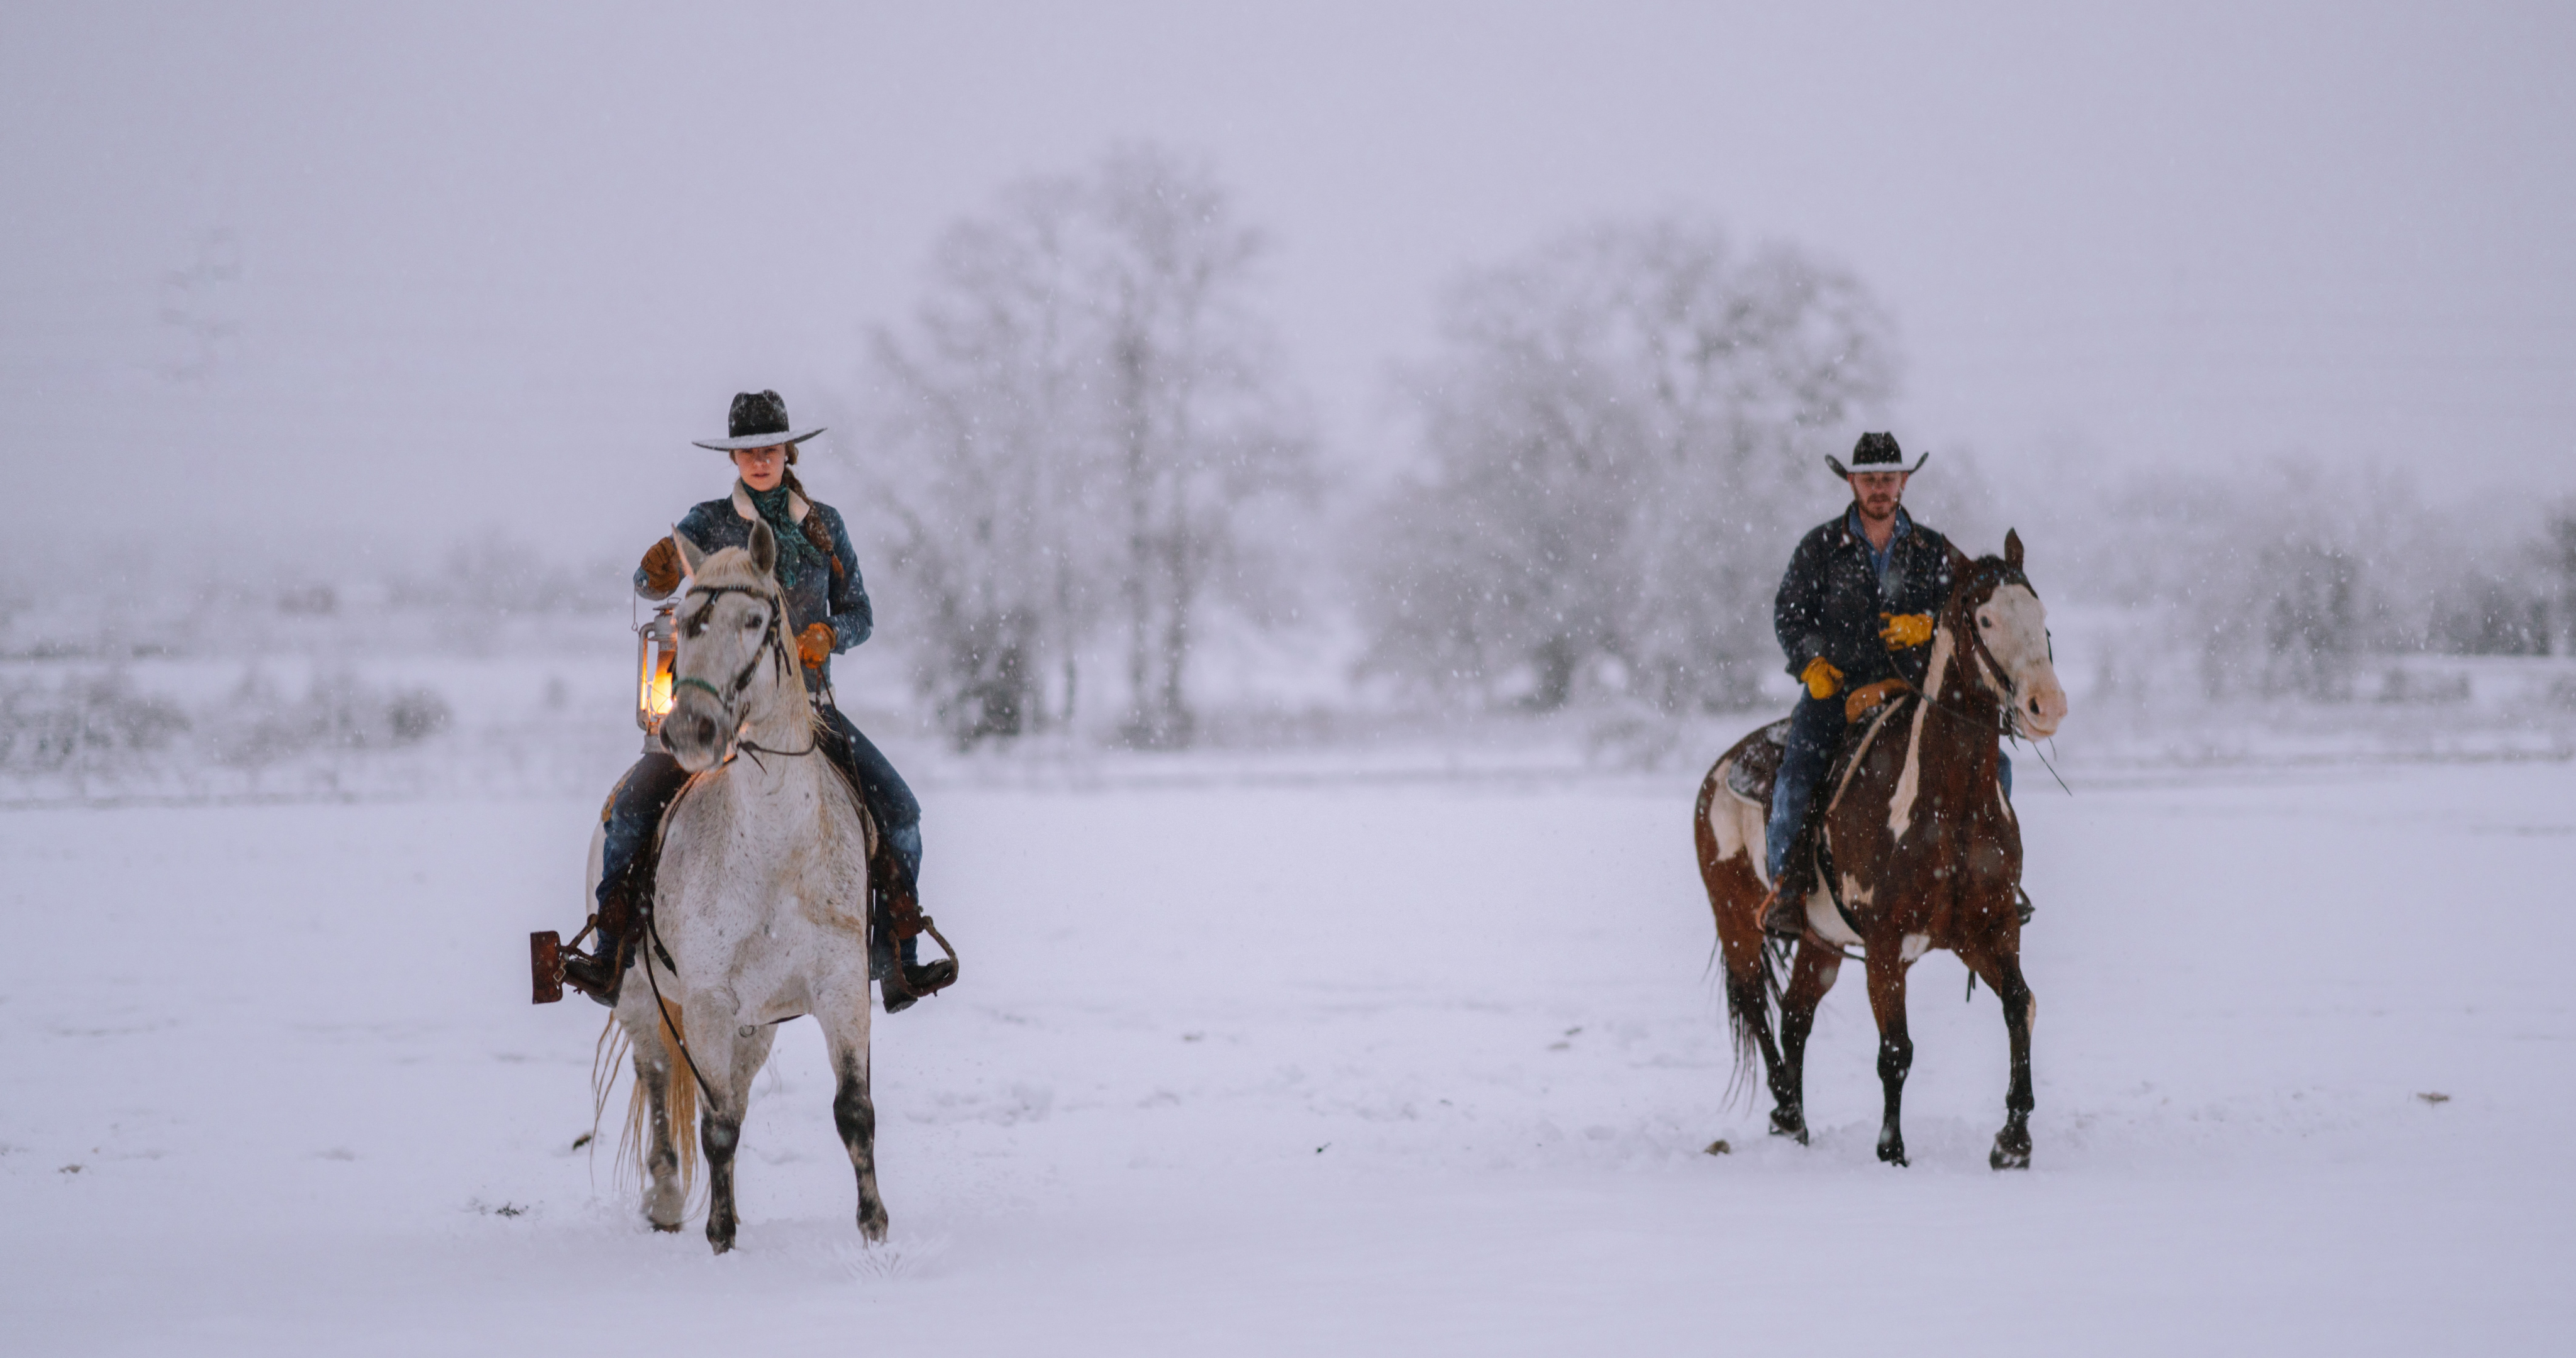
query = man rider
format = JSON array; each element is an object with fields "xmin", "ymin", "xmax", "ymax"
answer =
[
  {"xmin": 557, "ymin": 391, "xmax": 956, "ymax": 1012},
  {"xmin": 1760, "ymin": 431, "xmax": 2009, "ymax": 939}
]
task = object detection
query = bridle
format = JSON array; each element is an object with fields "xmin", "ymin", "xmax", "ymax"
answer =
[
  {"xmin": 1927, "ymin": 560, "xmax": 2042, "ymax": 742},
  {"xmin": 669, "ymin": 580, "xmax": 819, "ymax": 761}
]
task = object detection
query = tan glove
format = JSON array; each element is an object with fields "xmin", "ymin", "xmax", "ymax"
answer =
[
  {"xmin": 638, "ymin": 537, "xmax": 682, "ymax": 597},
  {"xmin": 1879, "ymin": 612, "xmax": 1935, "ymax": 648},
  {"xmin": 796, "ymin": 622, "xmax": 836, "ymax": 670},
  {"xmin": 1800, "ymin": 655, "xmax": 1843, "ymax": 700}
]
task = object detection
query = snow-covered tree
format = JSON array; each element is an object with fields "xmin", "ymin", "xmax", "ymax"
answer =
[
  {"xmin": 858, "ymin": 145, "xmax": 1314, "ymax": 747},
  {"xmin": 1355, "ymin": 217, "xmax": 1895, "ymax": 712}
]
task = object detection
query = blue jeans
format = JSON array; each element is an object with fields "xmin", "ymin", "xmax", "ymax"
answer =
[{"xmin": 1764, "ymin": 693, "xmax": 2010, "ymax": 883}]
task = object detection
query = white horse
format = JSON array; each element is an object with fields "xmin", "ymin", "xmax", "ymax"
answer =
[{"xmin": 594, "ymin": 519, "xmax": 886, "ymax": 1252}]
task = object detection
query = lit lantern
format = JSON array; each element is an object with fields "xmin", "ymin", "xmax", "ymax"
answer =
[{"xmin": 636, "ymin": 599, "xmax": 677, "ymax": 743}]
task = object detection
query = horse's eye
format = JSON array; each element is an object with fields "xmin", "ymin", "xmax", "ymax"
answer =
[
  {"xmin": 1979, "ymin": 613, "xmax": 1994, "ymax": 628},
  {"xmin": 684, "ymin": 619, "xmax": 704, "ymax": 638},
  {"xmin": 743, "ymin": 616, "xmax": 762, "ymax": 631}
]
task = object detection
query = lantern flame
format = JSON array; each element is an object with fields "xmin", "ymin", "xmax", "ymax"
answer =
[{"xmin": 636, "ymin": 600, "xmax": 679, "ymax": 735}]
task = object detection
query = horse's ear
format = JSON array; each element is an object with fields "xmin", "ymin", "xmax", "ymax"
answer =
[
  {"xmin": 672, "ymin": 528, "xmax": 705, "ymax": 578},
  {"xmin": 747, "ymin": 519, "xmax": 777, "ymax": 578},
  {"xmin": 2005, "ymin": 528, "xmax": 2024, "ymax": 570}
]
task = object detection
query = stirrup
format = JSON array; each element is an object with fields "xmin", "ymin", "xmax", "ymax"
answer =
[{"xmin": 533, "ymin": 920, "xmax": 626, "ymax": 1007}]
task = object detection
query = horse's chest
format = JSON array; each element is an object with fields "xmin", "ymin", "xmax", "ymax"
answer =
[{"xmin": 1838, "ymin": 742, "xmax": 2014, "ymax": 920}]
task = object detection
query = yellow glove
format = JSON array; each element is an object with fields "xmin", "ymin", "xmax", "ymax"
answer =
[
  {"xmin": 1879, "ymin": 612, "xmax": 1935, "ymax": 648},
  {"xmin": 1800, "ymin": 656, "xmax": 1843, "ymax": 700},
  {"xmin": 796, "ymin": 622, "xmax": 837, "ymax": 670}
]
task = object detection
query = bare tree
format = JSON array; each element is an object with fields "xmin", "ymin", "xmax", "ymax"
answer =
[
  {"xmin": 858, "ymin": 146, "xmax": 1313, "ymax": 748},
  {"xmin": 1357, "ymin": 217, "xmax": 1895, "ymax": 712},
  {"xmin": 1087, "ymin": 146, "xmax": 1313, "ymax": 747},
  {"xmin": 2546, "ymin": 498, "xmax": 2576, "ymax": 656}
]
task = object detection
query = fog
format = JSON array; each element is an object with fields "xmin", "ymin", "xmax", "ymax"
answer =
[
  {"xmin": 5, "ymin": 2, "xmax": 2575, "ymax": 756},
  {"xmin": 9, "ymin": 3, "xmax": 2571, "ymax": 550}
]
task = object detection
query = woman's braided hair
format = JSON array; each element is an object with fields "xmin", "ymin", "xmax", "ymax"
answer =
[{"xmin": 775, "ymin": 448, "xmax": 842, "ymax": 580}]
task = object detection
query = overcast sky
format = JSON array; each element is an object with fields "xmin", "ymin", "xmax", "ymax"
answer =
[{"xmin": 4, "ymin": 1, "xmax": 2570, "ymax": 569}]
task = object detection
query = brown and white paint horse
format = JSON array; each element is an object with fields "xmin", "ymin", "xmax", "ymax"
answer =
[{"xmin": 1696, "ymin": 531, "xmax": 2068, "ymax": 1168}]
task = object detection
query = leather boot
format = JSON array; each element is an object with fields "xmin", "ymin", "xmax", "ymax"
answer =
[
  {"xmin": 560, "ymin": 914, "xmax": 633, "ymax": 1006},
  {"xmin": 869, "ymin": 841, "xmax": 955, "ymax": 1014},
  {"xmin": 562, "ymin": 857, "xmax": 652, "ymax": 1007},
  {"xmin": 1759, "ymin": 875, "xmax": 1808, "ymax": 942}
]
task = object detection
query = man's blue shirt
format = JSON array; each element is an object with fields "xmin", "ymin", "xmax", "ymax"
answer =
[{"xmin": 1848, "ymin": 504, "xmax": 1914, "ymax": 599}]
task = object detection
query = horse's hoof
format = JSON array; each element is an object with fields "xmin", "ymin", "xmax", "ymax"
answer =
[
  {"xmin": 1768, "ymin": 1109, "xmax": 1808, "ymax": 1144},
  {"xmin": 1876, "ymin": 1140, "xmax": 1908, "ymax": 1167},
  {"xmin": 650, "ymin": 1220, "xmax": 684, "ymax": 1234},
  {"xmin": 860, "ymin": 1213, "xmax": 889, "ymax": 1244},
  {"xmin": 1990, "ymin": 1137, "xmax": 2031, "ymax": 1171}
]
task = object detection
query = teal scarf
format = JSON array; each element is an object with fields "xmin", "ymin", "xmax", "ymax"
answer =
[{"xmin": 745, "ymin": 482, "xmax": 826, "ymax": 590}]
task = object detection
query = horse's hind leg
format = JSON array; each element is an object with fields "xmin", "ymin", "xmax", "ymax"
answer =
[
  {"xmin": 818, "ymin": 985, "xmax": 889, "ymax": 1241},
  {"xmin": 638, "ymin": 1056, "xmax": 686, "ymax": 1230},
  {"xmin": 623, "ymin": 1016, "xmax": 687, "ymax": 1231},
  {"xmin": 1770, "ymin": 943, "xmax": 1843, "ymax": 1144},
  {"xmin": 1963, "ymin": 946, "xmax": 2036, "ymax": 1170},
  {"xmin": 1863, "ymin": 952, "xmax": 1914, "ymax": 1166}
]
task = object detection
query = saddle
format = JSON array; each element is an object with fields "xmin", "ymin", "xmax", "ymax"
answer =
[{"xmin": 1723, "ymin": 719, "xmax": 1792, "ymax": 802}]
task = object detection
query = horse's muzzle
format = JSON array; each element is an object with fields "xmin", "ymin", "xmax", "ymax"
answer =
[
  {"xmin": 2018, "ymin": 671, "xmax": 2070, "ymax": 740},
  {"xmin": 662, "ymin": 700, "xmax": 730, "ymax": 771}
]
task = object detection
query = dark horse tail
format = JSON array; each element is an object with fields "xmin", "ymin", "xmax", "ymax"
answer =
[{"xmin": 1697, "ymin": 759, "xmax": 1784, "ymax": 1112}]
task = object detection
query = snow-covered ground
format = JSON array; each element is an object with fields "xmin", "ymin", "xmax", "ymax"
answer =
[{"xmin": 3, "ymin": 744, "xmax": 2571, "ymax": 1354}]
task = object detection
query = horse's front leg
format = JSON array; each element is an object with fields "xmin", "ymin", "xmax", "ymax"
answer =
[
  {"xmin": 696, "ymin": 1023, "xmax": 775, "ymax": 1256},
  {"xmin": 1770, "ymin": 943, "xmax": 1843, "ymax": 1144},
  {"xmin": 1863, "ymin": 950, "xmax": 1914, "ymax": 1166},
  {"xmin": 1964, "ymin": 946, "xmax": 2036, "ymax": 1170},
  {"xmin": 819, "ymin": 981, "xmax": 889, "ymax": 1242}
]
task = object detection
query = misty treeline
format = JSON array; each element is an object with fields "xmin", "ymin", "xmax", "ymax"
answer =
[
  {"xmin": 850, "ymin": 143, "xmax": 2576, "ymax": 747},
  {"xmin": 2066, "ymin": 461, "xmax": 2576, "ymax": 702}
]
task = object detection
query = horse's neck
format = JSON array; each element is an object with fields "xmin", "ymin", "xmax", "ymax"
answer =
[
  {"xmin": 741, "ymin": 655, "xmax": 818, "ymax": 753},
  {"xmin": 1920, "ymin": 616, "xmax": 2003, "ymax": 770},
  {"xmin": 701, "ymin": 668, "xmax": 826, "ymax": 826}
]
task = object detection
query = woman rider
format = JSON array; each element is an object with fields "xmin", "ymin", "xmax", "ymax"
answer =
[{"xmin": 557, "ymin": 390, "xmax": 956, "ymax": 1012}]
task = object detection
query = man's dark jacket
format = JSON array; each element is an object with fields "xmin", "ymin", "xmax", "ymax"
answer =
[
  {"xmin": 636, "ymin": 484, "xmax": 873, "ymax": 698},
  {"xmin": 1774, "ymin": 507, "xmax": 1956, "ymax": 692}
]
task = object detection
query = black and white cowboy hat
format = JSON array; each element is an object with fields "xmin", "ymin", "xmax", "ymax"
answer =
[
  {"xmin": 1824, "ymin": 431, "xmax": 1929, "ymax": 478},
  {"xmin": 692, "ymin": 390, "xmax": 827, "ymax": 451}
]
